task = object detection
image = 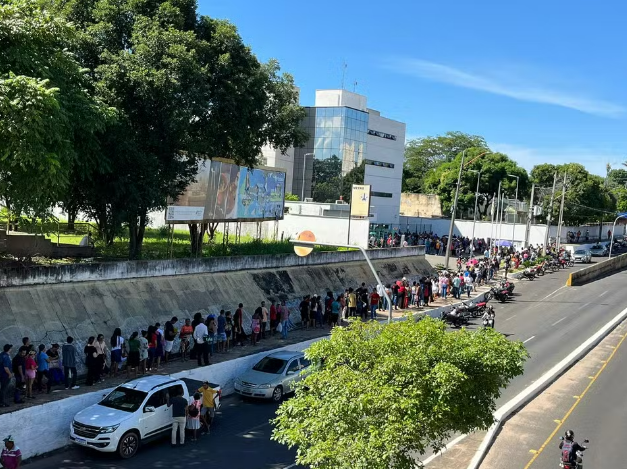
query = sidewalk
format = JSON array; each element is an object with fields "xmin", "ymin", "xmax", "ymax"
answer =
[{"xmin": 1, "ymin": 279, "xmax": 499, "ymax": 416}]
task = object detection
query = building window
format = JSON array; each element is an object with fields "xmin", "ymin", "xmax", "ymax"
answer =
[
  {"xmin": 371, "ymin": 191, "xmax": 393, "ymax": 198},
  {"xmin": 367, "ymin": 129, "xmax": 397, "ymax": 141},
  {"xmin": 364, "ymin": 159, "xmax": 394, "ymax": 169}
]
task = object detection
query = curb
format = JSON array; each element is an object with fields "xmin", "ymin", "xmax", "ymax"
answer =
[{"xmin": 466, "ymin": 303, "xmax": 627, "ymax": 469}]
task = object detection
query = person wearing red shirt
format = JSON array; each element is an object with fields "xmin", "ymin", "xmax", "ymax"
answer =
[
  {"xmin": 369, "ymin": 289, "xmax": 380, "ymax": 320},
  {"xmin": 269, "ymin": 300, "xmax": 278, "ymax": 336}
]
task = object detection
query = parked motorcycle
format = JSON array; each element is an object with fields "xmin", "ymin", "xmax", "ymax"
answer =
[
  {"xmin": 500, "ymin": 280, "xmax": 515, "ymax": 295},
  {"xmin": 522, "ymin": 268, "xmax": 536, "ymax": 280},
  {"xmin": 558, "ymin": 437, "xmax": 588, "ymax": 469},
  {"xmin": 490, "ymin": 286, "xmax": 510, "ymax": 303},
  {"xmin": 458, "ymin": 299, "xmax": 489, "ymax": 318},
  {"xmin": 441, "ymin": 306, "xmax": 469, "ymax": 327}
]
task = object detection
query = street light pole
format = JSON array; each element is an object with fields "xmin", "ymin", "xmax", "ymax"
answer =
[
  {"xmin": 301, "ymin": 152, "xmax": 314, "ymax": 201},
  {"xmin": 444, "ymin": 150, "xmax": 467, "ymax": 269},
  {"xmin": 507, "ymin": 174, "xmax": 520, "ymax": 249},
  {"xmin": 608, "ymin": 213, "xmax": 627, "ymax": 258},
  {"xmin": 468, "ymin": 169, "xmax": 482, "ymax": 254}
]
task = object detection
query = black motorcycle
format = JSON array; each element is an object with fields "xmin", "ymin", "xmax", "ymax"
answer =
[
  {"xmin": 441, "ymin": 306, "xmax": 469, "ymax": 327},
  {"xmin": 521, "ymin": 269, "xmax": 536, "ymax": 280},
  {"xmin": 490, "ymin": 286, "xmax": 510, "ymax": 303}
]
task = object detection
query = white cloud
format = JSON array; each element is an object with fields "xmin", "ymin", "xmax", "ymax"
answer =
[
  {"xmin": 490, "ymin": 142, "xmax": 626, "ymax": 177},
  {"xmin": 388, "ymin": 59, "xmax": 624, "ymax": 118}
]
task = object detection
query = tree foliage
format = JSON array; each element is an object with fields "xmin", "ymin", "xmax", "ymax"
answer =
[
  {"xmin": 530, "ymin": 163, "xmax": 615, "ymax": 225},
  {"xmin": 44, "ymin": 0, "xmax": 306, "ymax": 258},
  {"xmin": 403, "ymin": 131, "xmax": 488, "ymax": 193},
  {"xmin": 424, "ymin": 149, "xmax": 529, "ymax": 218},
  {"xmin": 272, "ymin": 317, "xmax": 528, "ymax": 469},
  {"xmin": 0, "ymin": 0, "xmax": 111, "ymax": 218},
  {"xmin": 312, "ymin": 156, "xmax": 342, "ymax": 203}
]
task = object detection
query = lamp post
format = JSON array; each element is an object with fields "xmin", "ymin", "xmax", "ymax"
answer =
[
  {"xmin": 608, "ymin": 212, "xmax": 627, "ymax": 258},
  {"xmin": 301, "ymin": 152, "xmax": 315, "ymax": 202},
  {"xmin": 506, "ymin": 174, "xmax": 520, "ymax": 249},
  {"xmin": 468, "ymin": 169, "xmax": 482, "ymax": 253}
]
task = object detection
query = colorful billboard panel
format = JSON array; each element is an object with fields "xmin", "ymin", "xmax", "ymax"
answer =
[{"xmin": 167, "ymin": 159, "xmax": 286, "ymax": 223}]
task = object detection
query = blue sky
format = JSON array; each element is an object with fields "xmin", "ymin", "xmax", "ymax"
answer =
[{"xmin": 202, "ymin": 0, "xmax": 627, "ymax": 177}]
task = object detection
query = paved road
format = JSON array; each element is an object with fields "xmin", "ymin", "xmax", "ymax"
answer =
[
  {"xmin": 522, "ymin": 310, "xmax": 627, "ymax": 469},
  {"xmin": 25, "ymin": 254, "xmax": 627, "ymax": 469}
]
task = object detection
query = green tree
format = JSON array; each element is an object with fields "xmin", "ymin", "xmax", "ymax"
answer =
[
  {"xmin": 312, "ymin": 156, "xmax": 342, "ymax": 202},
  {"xmin": 49, "ymin": 0, "xmax": 307, "ymax": 258},
  {"xmin": 424, "ymin": 149, "xmax": 529, "ymax": 218},
  {"xmin": 272, "ymin": 317, "xmax": 527, "ymax": 469},
  {"xmin": 285, "ymin": 193, "xmax": 300, "ymax": 201},
  {"xmin": 403, "ymin": 131, "xmax": 488, "ymax": 193},
  {"xmin": 0, "ymin": 0, "xmax": 110, "ymax": 219},
  {"xmin": 340, "ymin": 161, "xmax": 365, "ymax": 203},
  {"xmin": 531, "ymin": 163, "xmax": 615, "ymax": 225}
]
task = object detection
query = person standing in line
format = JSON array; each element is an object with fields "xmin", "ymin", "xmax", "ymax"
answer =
[
  {"xmin": 300, "ymin": 295, "xmax": 310, "ymax": 328},
  {"xmin": 216, "ymin": 310, "xmax": 227, "ymax": 353},
  {"xmin": 279, "ymin": 301, "xmax": 289, "ymax": 339},
  {"xmin": 11, "ymin": 348, "xmax": 25, "ymax": 404},
  {"xmin": 179, "ymin": 319, "xmax": 193, "ymax": 360},
  {"xmin": 233, "ymin": 304, "xmax": 245, "ymax": 347},
  {"xmin": 154, "ymin": 323, "xmax": 164, "ymax": 370},
  {"xmin": 1, "ymin": 435, "xmax": 21, "ymax": 469},
  {"xmin": 146, "ymin": 326, "xmax": 157, "ymax": 372},
  {"xmin": 190, "ymin": 313, "xmax": 203, "ymax": 360},
  {"xmin": 346, "ymin": 290, "xmax": 356, "ymax": 317},
  {"xmin": 193, "ymin": 318, "xmax": 209, "ymax": 366},
  {"xmin": 369, "ymin": 288, "xmax": 380, "ymax": 320},
  {"xmin": 260, "ymin": 302, "xmax": 268, "ymax": 339},
  {"xmin": 35, "ymin": 344, "xmax": 51, "ymax": 394},
  {"xmin": 167, "ymin": 388, "xmax": 188, "ymax": 447},
  {"xmin": 330, "ymin": 296, "xmax": 340, "ymax": 327},
  {"xmin": 224, "ymin": 311, "xmax": 233, "ymax": 351},
  {"xmin": 269, "ymin": 300, "xmax": 278, "ymax": 336},
  {"xmin": 61, "ymin": 338, "xmax": 80, "ymax": 390},
  {"xmin": 84, "ymin": 337, "xmax": 98, "ymax": 386},
  {"xmin": 109, "ymin": 328, "xmax": 125, "ymax": 378},
  {"xmin": 0, "ymin": 345, "xmax": 12, "ymax": 407},
  {"xmin": 126, "ymin": 332, "xmax": 141, "ymax": 379},
  {"xmin": 464, "ymin": 274, "xmax": 474, "ymax": 298},
  {"xmin": 24, "ymin": 350, "xmax": 37, "ymax": 399},
  {"xmin": 139, "ymin": 330, "xmax": 149, "ymax": 375},
  {"xmin": 163, "ymin": 317, "xmax": 178, "ymax": 364},
  {"xmin": 94, "ymin": 335, "xmax": 108, "ymax": 381},
  {"xmin": 250, "ymin": 308, "xmax": 261, "ymax": 346}
]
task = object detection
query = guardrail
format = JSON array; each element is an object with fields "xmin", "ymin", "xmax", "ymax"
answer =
[{"xmin": 566, "ymin": 253, "xmax": 627, "ymax": 286}]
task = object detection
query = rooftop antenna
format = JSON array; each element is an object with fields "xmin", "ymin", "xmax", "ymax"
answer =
[
  {"xmin": 353, "ymin": 81, "xmax": 358, "ymax": 92},
  {"xmin": 341, "ymin": 61, "xmax": 347, "ymax": 90}
]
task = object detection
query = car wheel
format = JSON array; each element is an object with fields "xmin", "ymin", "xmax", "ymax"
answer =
[
  {"xmin": 117, "ymin": 431, "xmax": 140, "ymax": 459},
  {"xmin": 272, "ymin": 386, "xmax": 284, "ymax": 402}
]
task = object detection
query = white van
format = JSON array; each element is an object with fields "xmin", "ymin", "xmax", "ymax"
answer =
[{"xmin": 70, "ymin": 375, "xmax": 221, "ymax": 458}]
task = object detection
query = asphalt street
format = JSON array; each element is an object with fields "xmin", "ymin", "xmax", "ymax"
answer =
[
  {"xmin": 521, "ymin": 310, "xmax": 627, "ymax": 469},
  {"xmin": 23, "ymin": 254, "xmax": 627, "ymax": 469}
]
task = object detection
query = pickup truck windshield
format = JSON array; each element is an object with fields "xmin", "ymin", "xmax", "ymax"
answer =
[
  {"xmin": 253, "ymin": 357, "xmax": 287, "ymax": 374},
  {"xmin": 100, "ymin": 387, "xmax": 147, "ymax": 412}
]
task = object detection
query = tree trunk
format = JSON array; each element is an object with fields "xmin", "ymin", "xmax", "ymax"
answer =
[
  {"xmin": 207, "ymin": 222, "xmax": 218, "ymax": 240},
  {"xmin": 128, "ymin": 212, "xmax": 147, "ymax": 260},
  {"xmin": 67, "ymin": 208, "xmax": 77, "ymax": 231},
  {"xmin": 188, "ymin": 222, "xmax": 208, "ymax": 256}
]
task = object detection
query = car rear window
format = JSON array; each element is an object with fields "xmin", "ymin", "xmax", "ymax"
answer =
[{"xmin": 253, "ymin": 357, "xmax": 288, "ymax": 374}]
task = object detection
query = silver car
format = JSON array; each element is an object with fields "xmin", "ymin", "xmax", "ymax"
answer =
[
  {"xmin": 234, "ymin": 351, "xmax": 311, "ymax": 402},
  {"xmin": 573, "ymin": 249, "xmax": 592, "ymax": 263},
  {"xmin": 589, "ymin": 244, "xmax": 609, "ymax": 256}
]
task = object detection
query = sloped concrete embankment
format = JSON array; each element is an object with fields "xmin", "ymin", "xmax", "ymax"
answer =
[{"xmin": 0, "ymin": 249, "xmax": 433, "ymax": 375}]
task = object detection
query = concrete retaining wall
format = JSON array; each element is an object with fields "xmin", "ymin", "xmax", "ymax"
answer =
[
  {"xmin": 567, "ymin": 253, "xmax": 627, "ymax": 286},
  {"xmin": 0, "ymin": 252, "xmax": 433, "ymax": 375},
  {"xmin": 0, "ymin": 246, "xmax": 425, "ymax": 287}
]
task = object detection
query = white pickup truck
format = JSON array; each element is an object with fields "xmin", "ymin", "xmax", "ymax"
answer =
[{"xmin": 70, "ymin": 375, "xmax": 221, "ymax": 458}]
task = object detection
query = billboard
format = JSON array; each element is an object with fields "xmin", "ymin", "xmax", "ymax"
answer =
[
  {"xmin": 350, "ymin": 184, "xmax": 371, "ymax": 217},
  {"xmin": 167, "ymin": 158, "xmax": 286, "ymax": 223}
]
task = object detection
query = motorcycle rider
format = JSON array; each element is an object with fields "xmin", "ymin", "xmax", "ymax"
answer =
[
  {"xmin": 559, "ymin": 430, "xmax": 586, "ymax": 467},
  {"xmin": 481, "ymin": 307, "xmax": 495, "ymax": 328}
]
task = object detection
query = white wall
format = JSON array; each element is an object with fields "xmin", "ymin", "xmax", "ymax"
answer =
[
  {"xmin": 315, "ymin": 89, "xmax": 367, "ymax": 111},
  {"xmin": 239, "ymin": 214, "xmax": 370, "ymax": 248}
]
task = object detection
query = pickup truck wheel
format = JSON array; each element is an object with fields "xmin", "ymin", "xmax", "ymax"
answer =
[
  {"xmin": 272, "ymin": 386, "xmax": 283, "ymax": 402},
  {"xmin": 117, "ymin": 431, "xmax": 140, "ymax": 459}
]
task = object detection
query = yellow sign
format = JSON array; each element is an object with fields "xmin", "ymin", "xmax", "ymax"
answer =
[{"xmin": 350, "ymin": 184, "xmax": 371, "ymax": 217}]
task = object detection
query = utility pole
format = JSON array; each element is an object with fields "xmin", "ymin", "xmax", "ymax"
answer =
[
  {"xmin": 524, "ymin": 183, "xmax": 535, "ymax": 248},
  {"xmin": 444, "ymin": 150, "xmax": 467, "ymax": 269},
  {"xmin": 556, "ymin": 173, "xmax": 567, "ymax": 252},
  {"xmin": 543, "ymin": 172, "xmax": 558, "ymax": 251},
  {"xmin": 489, "ymin": 191, "xmax": 497, "ymax": 251}
]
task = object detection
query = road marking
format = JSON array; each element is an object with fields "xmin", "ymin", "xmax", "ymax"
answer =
[
  {"xmin": 551, "ymin": 317, "xmax": 567, "ymax": 326},
  {"xmin": 600, "ymin": 290, "xmax": 609, "ymax": 297},
  {"xmin": 235, "ymin": 421, "xmax": 270, "ymax": 437},
  {"xmin": 422, "ymin": 433, "xmax": 468, "ymax": 465},
  {"xmin": 577, "ymin": 302, "xmax": 591, "ymax": 310},
  {"xmin": 523, "ymin": 336, "xmax": 536, "ymax": 344},
  {"xmin": 538, "ymin": 285, "xmax": 566, "ymax": 303},
  {"xmin": 523, "ymin": 331, "xmax": 627, "ymax": 468},
  {"xmin": 505, "ymin": 315, "xmax": 517, "ymax": 321},
  {"xmin": 282, "ymin": 464, "xmax": 298, "ymax": 469}
]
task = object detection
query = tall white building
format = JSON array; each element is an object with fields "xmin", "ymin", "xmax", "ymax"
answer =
[{"xmin": 261, "ymin": 89, "xmax": 406, "ymax": 224}]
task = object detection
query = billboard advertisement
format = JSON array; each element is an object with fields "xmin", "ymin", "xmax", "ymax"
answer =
[
  {"xmin": 167, "ymin": 158, "xmax": 286, "ymax": 223},
  {"xmin": 350, "ymin": 184, "xmax": 371, "ymax": 217}
]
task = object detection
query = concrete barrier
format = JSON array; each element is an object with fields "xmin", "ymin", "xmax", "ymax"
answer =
[{"xmin": 566, "ymin": 253, "xmax": 627, "ymax": 286}]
